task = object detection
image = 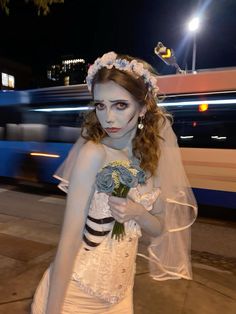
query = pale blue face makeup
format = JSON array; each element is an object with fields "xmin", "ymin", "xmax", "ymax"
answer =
[{"xmin": 93, "ymin": 81, "xmax": 145, "ymax": 139}]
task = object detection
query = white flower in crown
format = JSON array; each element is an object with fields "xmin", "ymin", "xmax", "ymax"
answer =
[
  {"xmin": 149, "ymin": 76, "xmax": 159, "ymax": 95},
  {"xmin": 101, "ymin": 51, "xmax": 117, "ymax": 68},
  {"xmin": 130, "ymin": 60, "xmax": 144, "ymax": 76},
  {"xmin": 86, "ymin": 51, "xmax": 159, "ymax": 96}
]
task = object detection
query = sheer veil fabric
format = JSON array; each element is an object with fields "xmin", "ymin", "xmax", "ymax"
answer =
[
  {"xmin": 53, "ymin": 118, "xmax": 197, "ymax": 281},
  {"xmin": 140, "ymin": 119, "xmax": 197, "ymax": 280}
]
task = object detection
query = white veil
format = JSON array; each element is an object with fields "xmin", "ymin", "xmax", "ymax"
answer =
[
  {"xmin": 53, "ymin": 119, "xmax": 197, "ymax": 281},
  {"xmin": 138, "ymin": 119, "xmax": 197, "ymax": 280},
  {"xmin": 53, "ymin": 135, "xmax": 86, "ymax": 193}
]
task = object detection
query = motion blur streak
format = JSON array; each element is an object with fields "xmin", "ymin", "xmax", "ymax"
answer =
[{"xmin": 30, "ymin": 153, "xmax": 60, "ymax": 158}]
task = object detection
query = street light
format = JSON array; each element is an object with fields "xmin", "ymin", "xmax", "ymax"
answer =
[{"xmin": 188, "ymin": 17, "xmax": 200, "ymax": 72}]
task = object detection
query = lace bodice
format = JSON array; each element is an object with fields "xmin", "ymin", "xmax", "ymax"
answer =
[{"xmin": 72, "ymin": 186, "xmax": 160, "ymax": 304}]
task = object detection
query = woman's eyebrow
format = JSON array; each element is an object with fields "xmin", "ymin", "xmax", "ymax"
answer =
[
  {"xmin": 110, "ymin": 99, "xmax": 129, "ymax": 103},
  {"xmin": 93, "ymin": 99, "xmax": 129, "ymax": 103}
]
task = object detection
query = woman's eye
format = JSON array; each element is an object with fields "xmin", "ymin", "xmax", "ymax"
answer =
[
  {"xmin": 116, "ymin": 102, "xmax": 128, "ymax": 110},
  {"xmin": 94, "ymin": 103, "xmax": 105, "ymax": 110}
]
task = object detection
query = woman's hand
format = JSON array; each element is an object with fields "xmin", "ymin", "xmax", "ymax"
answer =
[
  {"xmin": 108, "ymin": 195, "xmax": 163, "ymax": 237},
  {"xmin": 108, "ymin": 196, "xmax": 144, "ymax": 223}
]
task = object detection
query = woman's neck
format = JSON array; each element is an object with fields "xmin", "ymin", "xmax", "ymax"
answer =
[{"xmin": 101, "ymin": 128, "xmax": 136, "ymax": 156}]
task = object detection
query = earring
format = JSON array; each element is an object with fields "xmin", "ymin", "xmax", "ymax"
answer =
[{"xmin": 138, "ymin": 116, "xmax": 144, "ymax": 130}]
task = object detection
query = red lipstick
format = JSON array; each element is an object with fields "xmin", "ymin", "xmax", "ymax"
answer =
[{"xmin": 105, "ymin": 128, "xmax": 121, "ymax": 133}]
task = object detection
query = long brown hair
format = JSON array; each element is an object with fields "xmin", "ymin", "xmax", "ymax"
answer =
[{"xmin": 81, "ymin": 53, "xmax": 170, "ymax": 176}]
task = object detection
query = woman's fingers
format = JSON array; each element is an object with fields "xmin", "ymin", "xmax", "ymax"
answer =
[
  {"xmin": 109, "ymin": 205, "xmax": 124, "ymax": 222},
  {"xmin": 108, "ymin": 196, "xmax": 140, "ymax": 222},
  {"xmin": 108, "ymin": 196, "xmax": 126, "ymax": 206},
  {"xmin": 109, "ymin": 203, "xmax": 126, "ymax": 223}
]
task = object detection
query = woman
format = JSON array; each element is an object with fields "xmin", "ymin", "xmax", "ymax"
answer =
[{"xmin": 31, "ymin": 51, "xmax": 197, "ymax": 314}]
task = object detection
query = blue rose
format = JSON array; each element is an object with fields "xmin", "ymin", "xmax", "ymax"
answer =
[
  {"xmin": 96, "ymin": 167, "xmax": 115, "ymax": 193},
  {"xmin": 136, "ymin": 168, "xmax": 146, "ymax": 184},
  {"xmin": 116, "ymin": 166, "xmax": 138, "ymax": 188},
  {"xmin": 130, "ymin": 161, "xmax": 146, "ymax": 184}
]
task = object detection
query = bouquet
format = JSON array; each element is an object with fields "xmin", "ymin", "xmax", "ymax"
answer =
[{"xmin": 96, "ymin": 160, "xmax": 146, "ymax": 241}]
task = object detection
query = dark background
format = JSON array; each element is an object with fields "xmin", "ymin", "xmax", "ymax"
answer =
[{"xmin": 0, "ymin": 0, "xmax": 236, "ymax": 78}]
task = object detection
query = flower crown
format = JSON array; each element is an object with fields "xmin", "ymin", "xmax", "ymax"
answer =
[{"xmin": 86, "ymin": 51, "xmax": 159, "ymax": 97}]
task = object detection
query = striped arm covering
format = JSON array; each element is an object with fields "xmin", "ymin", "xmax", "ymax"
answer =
[{"xmin": 83, "ymin": 215, "xmax": 114, "ymax": 250}]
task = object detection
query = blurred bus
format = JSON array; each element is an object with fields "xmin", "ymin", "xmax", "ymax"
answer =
[
  {"xmin": 0, "ymin": 85, "xmax": 90, "ymax": 186},
  {"xmin": 0, "ymin": 68, "xmax": 235, "ymax": 217},
  {"xmin": 158, "ymin": 67, "xmax": 236, "ymax": 217}
]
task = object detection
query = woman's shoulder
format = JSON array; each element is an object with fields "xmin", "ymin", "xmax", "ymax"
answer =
[{"xmin": 79, "ymin": 140, "xmax": 106, "ymax": 164}]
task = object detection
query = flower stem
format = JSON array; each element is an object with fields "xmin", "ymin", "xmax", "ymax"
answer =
[{"xmin": 111, "ymin": 183, "xmax": 130, "ymax": 241}]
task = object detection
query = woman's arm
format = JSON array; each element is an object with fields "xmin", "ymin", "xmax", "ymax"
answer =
[
  {"xmin": 108, "ymin": 197, "xmax": 163, "ymax": 237},
  {"xmin": 46, "ymin": 142, "xmax": 106, "ymax": 314},
  {"xmin": 134, "ymin": 204, "xmax": 164, "ymax": 237}
]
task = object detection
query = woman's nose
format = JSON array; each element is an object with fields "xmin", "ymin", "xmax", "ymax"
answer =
[{"xmin": 105, "ymin": 109, "xmax": 115, "ymax": 123}]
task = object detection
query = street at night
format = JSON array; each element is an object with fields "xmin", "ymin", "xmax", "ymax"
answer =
[{"xmin": 0, "ymin": 1, "xmax": 236, "ymax": 313}]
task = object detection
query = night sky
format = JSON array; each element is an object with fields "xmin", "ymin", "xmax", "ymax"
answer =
[{"xmin": 0, "ymin": 0, "xmax": 236, "ymax": 76}]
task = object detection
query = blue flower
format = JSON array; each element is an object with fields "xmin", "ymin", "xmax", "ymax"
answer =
[
  {"xmin": 96, "ymin": 167, "xmax": 115, "ymax": 193},
  {"xmin": 115, "ymin": 59, "xmax": 129, "ymax": 69},
  {"xmin": 116, "ymin": 166, "xmax": 139, "ymax": 188}
]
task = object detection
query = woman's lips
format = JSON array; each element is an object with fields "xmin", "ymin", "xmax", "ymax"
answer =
[{"xmin": 105, "ymin": 128, "xmax": 121, "ymax": 133}]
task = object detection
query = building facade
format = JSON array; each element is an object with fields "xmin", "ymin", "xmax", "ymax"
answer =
[{"xmin": 0, "ymin": 57, "xmax": 32, "ymax": 90}]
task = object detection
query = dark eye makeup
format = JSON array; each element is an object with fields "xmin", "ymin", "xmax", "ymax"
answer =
[
  {"xmin": 93, "ymin": 102, "xmax": 105, "ymax": 110},
  {"xmin": 92, "ymin": 101, "xmax": 129, "ymax": 111},
  {"xmin": 116, "ymin": 102, "xmax": 128, "ymax": 110}
]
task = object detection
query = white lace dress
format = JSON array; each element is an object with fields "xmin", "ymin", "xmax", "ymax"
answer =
[{"xmin": 31, "ymin": 187, "xmax": 160, "ymax": 314}]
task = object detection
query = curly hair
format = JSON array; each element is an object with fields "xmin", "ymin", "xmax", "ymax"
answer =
[{"xmin": 81, "ymin": 53, "xmax": 171, "ymax": 176}]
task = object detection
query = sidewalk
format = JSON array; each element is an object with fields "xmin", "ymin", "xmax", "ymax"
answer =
[{"xmin": 0, "ymin": 186, "xmax": 235, "ymax": 313}]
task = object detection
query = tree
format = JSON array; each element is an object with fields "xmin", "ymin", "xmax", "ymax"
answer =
[{"xmin": 0, "ymin": 0, "xmax": 64, "ymax": 15}]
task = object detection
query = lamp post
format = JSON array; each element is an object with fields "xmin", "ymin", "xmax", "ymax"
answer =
[{"xmin": 188, "ymin": 17, "xmax": 200, "ymax": 72}]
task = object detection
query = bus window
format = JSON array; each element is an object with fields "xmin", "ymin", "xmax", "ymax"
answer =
[
  {"xmin": 163, "ymin": 95, "xmax": 236, "ymax": 149},
  {"xmin": 19, "ymin": 124, "xmax": 48, "ymax": 142},
  {"xmin": 0, "ymin": 127, "xmax": 4, "ymax": 139},
  {"xmin": 59, "ymin": 126, "xmax": 81, "ymax": 143},
  {"xmin": 6, "ymin": 123, "xmax": 20, "ymax": 141}
]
